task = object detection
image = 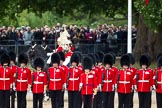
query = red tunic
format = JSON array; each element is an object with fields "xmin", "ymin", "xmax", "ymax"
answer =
[
  {"xmin": 117, "ymin": 69, "xmax": 134, "ymax": 94},
  {"xmin": 16, "ymin": 67, "xmax": 31, "ymax": 91},
  {"xmin": 80, "ymin": 72, "xmax": 97, "ymax": 95},
  {"xmin": 32, "ymin": 72, "xmax": 47, "ymax": 93},
  {"xmin": 48, "ymin": 67, "xmax": 64, "ymax": 90},
  {"xmin": 136, "ymin": 68, "xmax": 153, "ymax": 92},
  {"xmin": 0, "ymin": 67, "xmax": 13, "ymax": 90},
  {"xmin": 99, "ymin": 68, "xmax": 116, "ymax": 92},
  {"xmin": 66, "ymin": 67, "xmax": 82, "ymax": 91}
]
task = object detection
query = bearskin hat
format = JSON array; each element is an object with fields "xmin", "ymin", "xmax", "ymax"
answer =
[
  {"xmin": 97, "ymin": 51, "xmax": 104, "ymax": 63},
  {"xmin": 34, "ymin": 57, "xmax": 44, "ymax": 69},
  {"xmin": 139, "ymin": 54, "xmax": 151, "ymax": 67},
  {"xmin": 1, "ymin": 54, "xmax": 10, "ymax": 66},
  {"xmin": 58, "ymin": 51, "xmax": 65, "ymax": 61},
  {"xmin": 0, "ymin": 49, "xmax": 7, "ymax": 62},
  {"xmin": 0, "ymin": 49, "xmax": 7, "ymax": 57},
  {"xmin": 88, "ymin": 53, "xmax": 96, "ymax": 65},
  {"xmin": 156, "ymin": 53, "xmax": 162, "ymax": 60},
  {"xmin": 70, "ymin": 53, "xmax": 80, "ymax": 65},
  {"xmin": 103, "ymin": 53, "xmax": 114, "ymax": 67},
  {"xmin": 127, "ymin": 53, "xmax": 135, "ymax": 65},
  {"xmin": 74, "ymin": 51, "xmax": 82, "ymax": 62},
  {"xmin": 82, "ymin": 56, "xmax": 92, "ymax": 70},
  {"xmin": 109, "ymin": 52, "xmax": 116, "ymax": 64},
  {"xmin": 95, "ymin": 53, "xmax": 99, "ymax": 64},
  {"xmin": 51, "ymin": 53, "xmax": 60, "ymax": 64},
  {"xmin": 18, "ymin": 53, "xmax": 28, "ymax": 64},
  {"xmin": 157, "ymin": 56, "xmax": 162, "ymax": 68},
  {"xmin": 120, "ymin": 54, "xmax": 130, "ymax": 67},
  {"xmin": 8, "ymin": 51, "xmax": 16, "ymax": 63}
]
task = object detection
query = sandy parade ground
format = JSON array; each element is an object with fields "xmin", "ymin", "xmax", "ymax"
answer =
[{"xmin": 14, "ymin": 91, "xmax": 157, "ymax": 108}]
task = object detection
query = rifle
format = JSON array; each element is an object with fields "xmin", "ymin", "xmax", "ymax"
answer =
[
  {"xmin": 117, "ymin": 70, "xmax": 120, "ymax": 89},
  {"xmin": 155, "ymin": 69, "xmax": 158, "ymax": 88},
  {"xmin": 66, "ymin": 72, "xmax": 70, "ymax": 88},
  {"xmin": 101, "ymin": 72, "xmax": 105, "ymax": 88},
  {"xmin": 136, "ymin": 73, "xmax": 139, "ymax": 89},
  {"xmin": 15, "ymin": 67, "xmax": 18, "ymax": 89},
  {"xmin": 31, "ymin": 74, "xmax": 34, "ymax": 91}
]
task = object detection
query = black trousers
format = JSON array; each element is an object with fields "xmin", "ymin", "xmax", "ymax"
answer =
[
  {"xmin": 83, "ymin": 95, "xmax": 93, "ymax": 108},
  {"xmin": 118, "ymin": 93, "xmax": 131, "ymax": 108},
  {"xmin": 138, "ymin": 92, "xmax": 151, "ymax": 108},
  {"xmin": 50, "ymin": 90, "xmax": 61, "ymax": 108},
  {"xmin": 0, "ymin": 90, "xmax": 10, "ymax": 108},
  {"xmin": 68, "ymin": 91, "xmax": 82, "ymax": 108},
  {"xmin": 33, "ymin": 93, "xmax": 44, "ymax": 108},
  {"xmin": 129, "ymin": 91, "xmax": 134, "ymax": 108},
  {"xmin": 156, "ymin": 92, "xmax": 162, "ymax": 108},
  {"xmin": 60, "ymin": 91, "xmax": 64, "ymax": 108},
  {"xmin": 101, "ymin": 92, "xmax": 114, "ymax": 108},
  {"xmin": 17, "ymin": 91, "xmax": 27, "ymax": 108},
  {"xmin": 96, "ymin": 92, "xmax": 102, "ymax": 108},
  {"xmin": 10, "ymin": 90, "xmax": 16, "ymax": 108}
]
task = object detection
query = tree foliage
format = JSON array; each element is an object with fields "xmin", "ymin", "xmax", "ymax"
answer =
[
  {"xmin": 0, "ymin": 0, "xmax": 162, "ymax": 30},
  {"xmin": 134, "ymin": 0, "xmax": 162, "ymax": 31}
]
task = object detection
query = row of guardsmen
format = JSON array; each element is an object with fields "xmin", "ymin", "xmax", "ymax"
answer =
[{"xmin": 1, "ymin": 50, "xmax": 162, "ymax": 108}]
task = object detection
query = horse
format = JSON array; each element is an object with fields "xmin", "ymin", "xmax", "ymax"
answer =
[{"xmin": 27, "ymin": 43, "xmax": 53, "ymax": 71}]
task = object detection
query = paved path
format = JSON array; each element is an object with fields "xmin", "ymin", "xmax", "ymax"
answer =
[{"xmin": 15, "ymin": 91, "xmax": 157, "ymax": 108}]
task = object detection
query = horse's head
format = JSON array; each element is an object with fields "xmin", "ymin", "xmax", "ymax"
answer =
[{"xmin": 28, "ymin": 44, "xmax": 37, "ymax": 61}]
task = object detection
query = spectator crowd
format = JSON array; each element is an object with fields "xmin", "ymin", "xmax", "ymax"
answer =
[{"xmin": 0, "ymin": 24, "xmax": 137, "ymax": 46}]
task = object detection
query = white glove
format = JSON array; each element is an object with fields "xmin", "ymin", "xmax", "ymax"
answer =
[
  {"xmin": 62, "ymin": 83, "xmax": 67, "ymax": 90},
  {"xmin": 134, "ymin": 85, "xmax": 137, "ymax": 92},
  {"xmin": 98, "ymin": 84, "xmax": 102, "ymax": 92},
  {"xmin": 152, "ymin": 85, "xmax": 156, "ymax": 90},
  {"xmin": 79, "ymin": 83, "xmax": 83, "ymax": 91},
  {"xmin": 13, "ymin": 83, "xmax": 16, "ymax": 91}
]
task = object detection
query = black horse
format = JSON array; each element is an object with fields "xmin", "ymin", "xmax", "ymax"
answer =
[{"xmin": 27, "ymin": 43, "xmax": 53, "ymax": 71}]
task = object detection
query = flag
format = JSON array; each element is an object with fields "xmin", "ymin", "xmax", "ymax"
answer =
[{"xmin": 145, "ymin": 0, "xmax": 149, "ymax": 5}]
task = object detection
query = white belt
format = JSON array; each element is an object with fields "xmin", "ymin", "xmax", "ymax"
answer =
[
  {"xmin": 34, "ymin": 82, "xmax": 43, "ymax": 84},
  {"xmin": 69, "ymin": 78, "xmax": 79, "ymax": 81},
  {"xmin": 50, "ymin": 79, "xmax": 61, "ymax": 81},
  {"xmin": 138, "ymin": 80, "xmax": 149, "ymax": 82},
  {"xmin": 103, "ymin": 80, "xmax": 112, "ymax": 83},
  {"xmin": 119, "ymin": 81, "xmax": 130, "ymax": 84},
  {"xmin": 0, "ymin": 78, "xmax": 10, "ymax": 80},
  {"xmin": 17, "ymin": 80, "xmax": 28, "ymax": 82},
  {"xmin": 157, "ymin": 81, "xmax": 162, "ymax": 84}
]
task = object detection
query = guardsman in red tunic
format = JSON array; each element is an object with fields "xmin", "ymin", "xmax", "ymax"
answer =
[
  {"xmin": 8, "ymin": 51, "xmax": 17, "ymax": 108},
  {"xmin": 127, "ymin": 53, "xmax": 137, "ymax": 108},
  {"xmin": 65, "ymin": 53, "xmax": 82, "ymax": 108},
  {"xmin": 95, "ymin": 51, "xmax": 104, "ymax": 108},
  {"xmin": 98, "ymin": 53, "xmax": 116, "ymax": 108},
  {"xmin": 79, "ymin": 56, "xmax": 97, "ymax": 108},
  {"xmin": 32, "ymin": 57, "xmax": 47, "ymax": 108},
  {"xmin": 153, "ymin": 56, "xmax": 162, "ymax": 108},
  {"xmin": 58, "ymin": 51, "xmax": 68, "ymax": 108},
  {"xmin": 117, "ymin": 54, "xmax": 134, "ymax": 108},
  {"xmin": 74, "ymin": 51, "xmax": 83, "ymax": 73},
  {"xmin": 16, "ymin": 53, "xmax": 31, "ymax": 108},
  {"xmin": 88, "ymin": 53, "xmax": 99, "ymax": 108},
  {"xmin": 47, "ymin": 53, "xmax": 64, "ymax": 108},
  {"xmin": 0, "ymin": 54, "xmax": 13, "ymax": 108},
  {"xmin": 136, "ymin": 54, "xmax": 153, "ymax": 108},
  {"xmin": 110, "ymin": 52, "xmax": 118, "ymax": 108}
]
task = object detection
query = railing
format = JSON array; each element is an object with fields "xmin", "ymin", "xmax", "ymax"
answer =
[{"xmin": 0, "ymin": 38, "xmax": 136, "ymax": 56}]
